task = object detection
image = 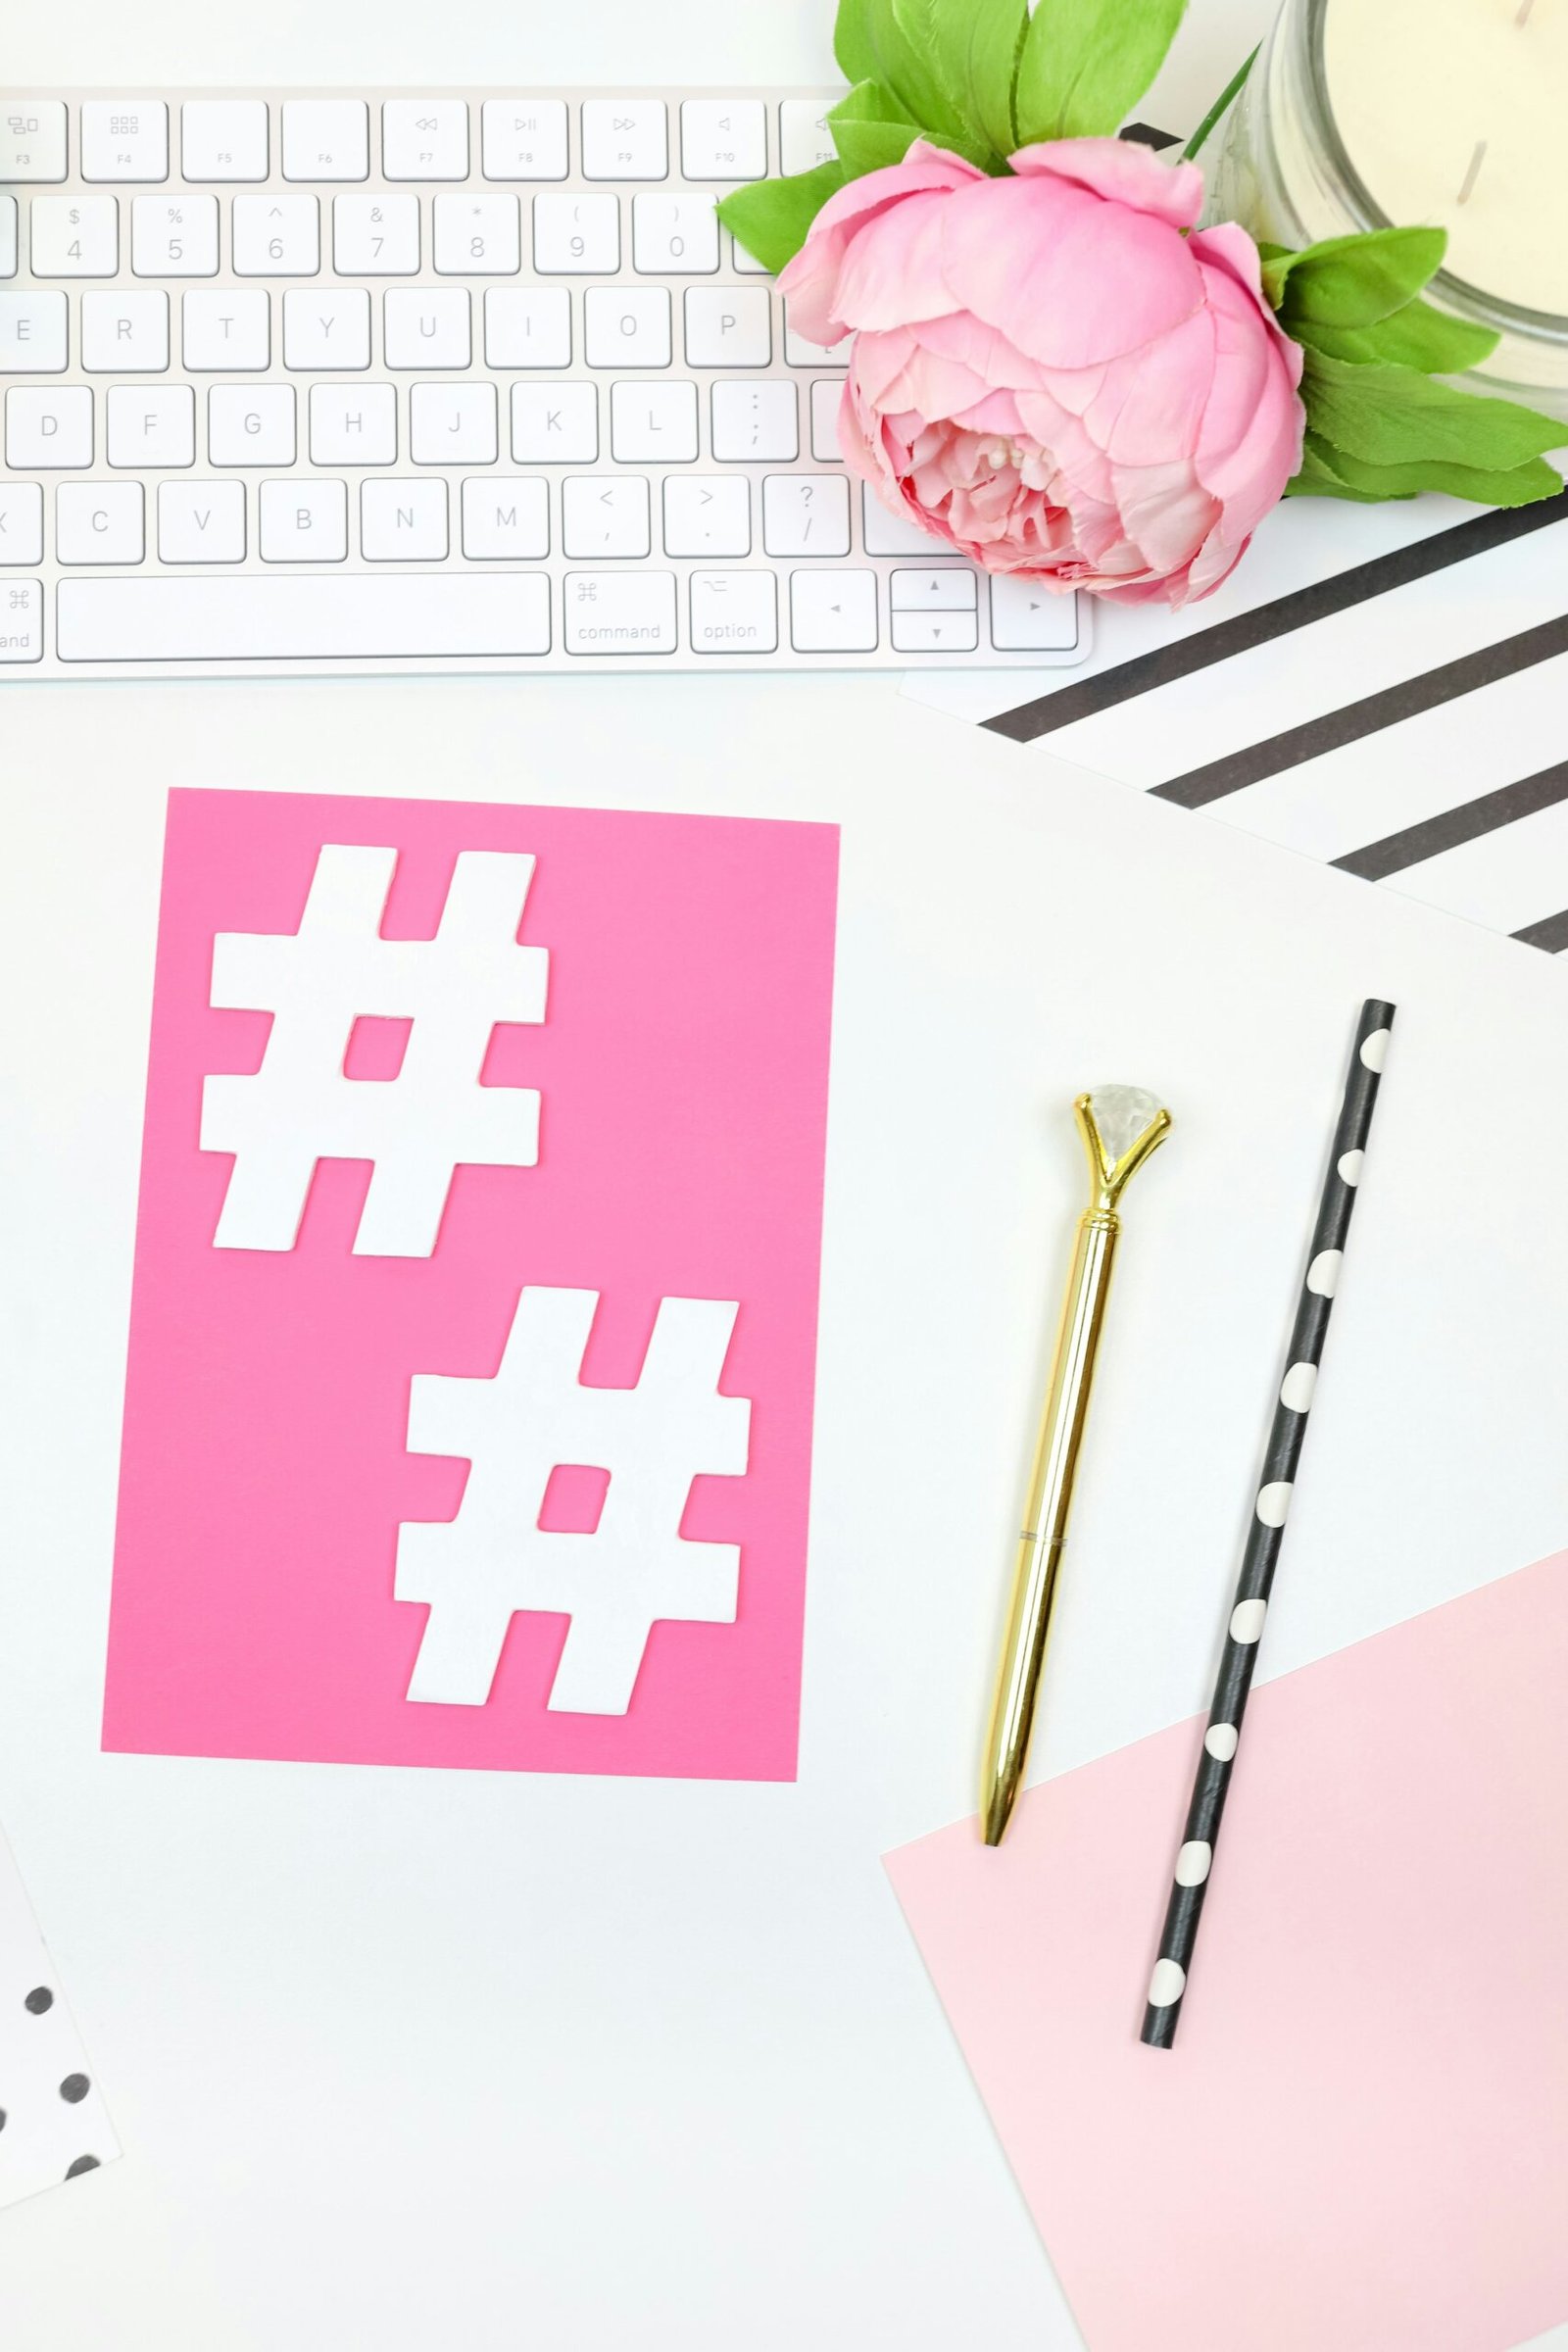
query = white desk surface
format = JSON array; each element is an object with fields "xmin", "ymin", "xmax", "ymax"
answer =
[{"xmin": 3, "ymin": 9, "xmax": 1564, "ymax": 2350}]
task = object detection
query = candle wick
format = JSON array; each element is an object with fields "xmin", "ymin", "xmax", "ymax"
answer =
[
  {"xmin": 1456, "ymin": 139, "xmax": 1487, "ymax": 205},
  {"xmin": 1515, "ymin": 0, "xmax": 1535, "ymax": 23}
]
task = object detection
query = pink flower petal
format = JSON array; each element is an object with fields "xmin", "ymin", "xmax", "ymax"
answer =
[
  {"xmin": 775, "ymin": 141, "xmax": 985, "ymax": 345},
  {"xmin": 1009, "ymin": 136, "xmax": 1204, "ymax": 230},
  {"xmin": 939, "ymin": 174, "xmax": 1205, "ymax": 366},
  {"xmin": 1080, "ymin": 309, "xmax": 1216, "ymax": 466}
]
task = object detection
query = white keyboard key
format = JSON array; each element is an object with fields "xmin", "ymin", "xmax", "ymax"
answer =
[
  {"xmin": 730, "ymin": 231, "xmax": 770, "ymax": 275},
  {"xmin": 809, "ymin": 378, "xmax": 844, "ymax": 462},
  {"xmin": 7, "ymin": 386, "xmax": 92, "ymax": 468},
  {"xmin": 382, "ymin": 99, "xmax": 469, "ymax": 181},
  {"xmin": 0, "ymin": 580, "xmax": 44, "ymax": 661},
  {"xmin": 182, "ymin": 287, "xmax": 269, "ymax": 370},
  {"xmin": 662, "ymin": 474, "xmax": 749, "ymax": 558},
  {"xmin": 334, "ymin": 193, "xmax": 419, "ymax": 275},
  {"xmin": 989, "ymin": 571, "xmax": 1080, "ymax": 652},
  {"xmin": 891, "ymin": 566, "xmax": 979, "ymax": 609},
  {"xmin": 82, "ymin": 288, "xmax": 170, "ymax": 371},
  {"xmin": 790, "ymin": 567, "xmax": 877, "ymax": 652},
  {"xmin": 512, "ymin": 380, "xmax": 597, "ymax": 463},
  {"xmin": 862, "ymin": 484, "xmax": 941, "ymax": 556},
  {"xmin": 564, "ymin": 569, "xmax": 675, "ymax": 655},
  {"xmin": 711, "ymin": 380, "xmax": 798, "ymax": 463},
  {"xmin": 282, "ymin": 99, "xmax": 368, "ymax": 182},
  {"xmin": 581, "ymin": 99, "xmax": 667, "ymax": 181},
  {"xmin": 481, "ymin": 98, "xmax": 567, "ymax": 181},
  {"xmin": 31, "ymin": 195, "xmax": 118, "ymax": 276},
  {"xmin": 58, "ymin": 573, "xmax": 552, "ymax": 659},
  {"xmin": 0, "ymin": 291, "xmax": 68, "ymax": 371},
  {"xmin": 310, "ymin": 382, "xmax": 396, "ymax": 466},
  {"xmin": 260, "ymin": 476, "xmax": 347, "ymax": 561},
  {"xmin": 461, "ymin": 476, "xmax": 549, "ymax": 560},
  {"xmin": 691, "ymin": 568, "xmax": 776, "ymax": 653},
  {"xmin": 484, "ymin": 286, "xmax": 570, "ymax": 368},
  {"xmin": 563, "ymin": 474, "xmax": 651, "ymax": 559},
  {"xmin": 132, "ymin": 193, "xmax": 218, "ymax": 276},
  {"xmin": 892, "ymin": 606, "xmax": 980, "ymax": 653},
  {"xmin": 180, "ymin": 99, "xmax": 269, "ymax": 182},
  {"xmin": 434, "ymin": 193, "xmax": 519, "ymax": 276},
  {"xmin": 584, "ymin": 285, "xmax": 670, "ymax": 368},
  {"xmin": 631, "ymin": 191, "xmax": 718, "ymax": 275},
  {"xmin": 684, "ymin": 285, "xmax": 770, "ymax": 368},
  {"xmin": 158, "ymin": 477, "xmax": 246, "ymax": 563},
  {"xmin": 81, "ymin": 101, "xmax": 169, "ymax": 182},
  {"xmin": 1, "ymin": 197, "xmax": 15, "ymax": 277},
  {"xmin": 232, "ymin": 193, "xmax": 318, "ymax": 276},
  {"xmin": 779, "ymin": 98, "xmax": 835, "ymax": 175},
  {"xmin": 679, "ymin": 100, "xmax": 766, "ymax": 182},
  {"xmin": 533, "ymin": 193, "xmax": 619, "ymax": 273},
  {"xmin": 763, "ymin": 472, "xmax": 850, "ymax": 557},
  {"xmin": 362, "ymin": 476, "xmax": 448, "ymax": 561},
  {"xmin": 384, "ymin": 287, "xmax": 470, "ymax": 369},
  {"xmin": 283, "ymin": 286, "xmax": 370, "ymax": 370},
  {"xmin": 610, "ymin": 380, "xmax": 698, "ymax": 463},
  {"xmin": 785, "ymin": 305, "xmax": 847, "ymax": 368},
  {"xmin": 57, "ymin": 480, "xmax": 144, "ymax": 564},
  {"xmin": 0, "ymin": 102, "xmax": 67, "ymax": 183},
  {"xmin": 108, "ymin": 384, "xmax": 195, "ymax": 467},
  {"xmin": 412, "ymin": 381, "xmax": 497, "ymax": 465},
  {"xmin": 0, "ymin": 483, "xmax": 45, "ymax": 564},
  {"xmin": 209, "ymin": 383, "xmax": 296, "ymax": 466}
]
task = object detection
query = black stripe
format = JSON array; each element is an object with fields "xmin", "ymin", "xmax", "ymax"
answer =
[
  {"xmin": 1333, "ymin": 759, "xmax": 1568, "ymax": 880},
  {"xmin": 982, "ymin": 495, "xmax": 1566, "ymax": 745},
  {"xmin": 1512, "ymin": 906, "xmax": 1568, "ymax": 952},
  {"xmin": 1119, "ymin": 122, "xmax": 1182, "ymax": 151}
]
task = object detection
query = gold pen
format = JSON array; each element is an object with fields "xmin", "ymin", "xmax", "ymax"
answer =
[{"xmin": 980, "ymin": 1087, "xmax": 1171, "ymax": 1846}]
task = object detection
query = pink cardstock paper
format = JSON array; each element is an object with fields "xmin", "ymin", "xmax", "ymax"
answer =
[
  {"xmin": 885, "ymin": 1551, "xmax": 1568, "ymax": 2352},
  {"xmin": 104, "ymin": 789, "xmax": 838, "ymax": 1782}
]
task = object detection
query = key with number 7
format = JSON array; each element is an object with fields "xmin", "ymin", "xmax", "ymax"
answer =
[{"xmin": 333, "ymin": 194, "xmax": 419, "ymax": 275}]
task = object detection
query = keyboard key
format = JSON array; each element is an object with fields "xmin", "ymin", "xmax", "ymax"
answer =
[
  {"xmin": 581, "ymin": 99, "xmax": 667, "ymax": 181},
  {"xmin": 180, "ymin": 99, "xmax": 269, "ymax": 182},
  {"xmin": 584, "ymin": 285, "xmax": 670, "ymax": 368},
  {"xmin": 182, "ymin": 287, "xmax": 269, "ymax": 370},
  {"xmin": 31, "ymin": 195, "xmax": 118, "ymax": 276},
  {"xmin": 891, "ymin": 566, "xmax": 978, "ymax": 610},
  {"xmin": 57, "ymin": 573, "xmax": 552, "ymax": 660},
  {"xmin": 158, "ymin": 477, "xmax": 246, "ymax": 563},
  {"xmin": 281, "ymin": 100, "xmax": 368, "ymax": 182},
  {"xmin": 691, "ymin": 568, "xmax": 776, "ymax": 653},
  {"xmin": 610, "ymin": 380, "xmax": 697, "ymax": 463},
  {"xmin": 631, "ymin": 192, "xmax": 718, "ymax": 275},
  {"xmin": 384, "ymin": 287, "xmax": 470, "ymax": 368},
  {"xmin": 0, "ymin": 580, "xmax": 44, "ymax": 661},
  {"xmin": 563, "ymin": 474, "xmax": 650, "ymax": 559},
  {"xmin": 58, "ymin": 480, "xmax": 145, "ymax": 564},
  {"xmin": 512, "ymin": 380, "xmax": 597, "ymax": 463},
  {"xmin": 861, "ymin": 483, "xmax": 940, "ymax": 556},
  {"xmin": 334, "ymin": 194, "xmax": 419, "ymax": 274},
  {"xmin": 209, "ymin": 383, "xmax": 296, "ymax": 466},
  {"xmin": 786, "ymin": 305, "xmax": 847, "ymax": 368},
  {"xmin": 0, "ymin": 291, "xmax": 68, "ymax": 371},
  {"xmin": 362, "ymin": 477, "xmax": 449, "ymax": 561},
  {"xmin": 891, "ymin": 606, "xmax": 979, "ymax": 653},
  {"xmin": 533, "ymin": 192, "xmax": 619, "ymax": 273},
  {"xmin": 1, "ymin": 197, "xmax": 15, "ymax": 276},
  {"xmin": 679, "ymin": 100, "xmax": 766, "ymax": 181},
  {"xmin": 684, "ymin": 285, "xmax": 770, "ymax": 368},
  {"xmin": 83, "ymin": 289, "xmax": 170, "ymax": 371},
  {"xmin": 434, "ymin": 194, "xmax": 520, "ymax": 275},
  {"xmin": 108, "ymin": 384, "xmax": 195, "ymax": 468},
  {"xmin": 0, "ymin": 483, "xmax": 45, "ymax": 565},
  {"xmin": 7, "ymin": 385, "xmax": 92, "ymax": 468},
  {"xmin": 481, "ymin": 98, "xmax": 567, "ymax": 180},
  {"xmin": 0, "ymin": 102, "xmax": 68, "ymax": 183},
  {"xmin": 778, "ymin": 99, "xmax": 835, "ymax": 175},
  {"xmin": 382, "ymin": 99, "xmax": 469, "ymax": 181},
  {"xmin": 790, "ymin": 567, "xmax": 877, "ymax": 652},
  {"xmin": 233, "ymin": 193, "xmax": 319, "ymax": 276},
  {"xmin": 662, "ymin": 474, "xmax": 749, "ymax": 558},
  {"xmin": 989, "ymin": 571, "xmax": 1080, "ymax": 652},
  {"xmin": 411, "ymin": 381, "xmax": 497, "ymax": 465},
  {"xmin": 809, "ymin": 378, "xmax": 844, "ymax": 462},
  {"xmin": 310, "ymin": 383, "xmax": 396, "ymax": 466},
  {"xmin": 730, "ymin": 231, "xmax": 770, "ymax": 275},
  {"xmin": 763, "ymin": 472, "xmax": 850, "ymax": 557},
  {"xmin": 711, "ymin": 380, "xmax": 797, "ymax": 463},
  {"xmin": 564, "ymin": 569, "xmax": 675, "ymax": 654},
  {"xmin": 81, "ymin": 102, "xmax": 168, "ymax": 182},
  {"xmin": 260, "ymin": 477, "xmax": 347, "ymax": 561},
  {"xmin": 461, "ymin": 476, "xmax": 549, "ymax": 560},
  {"xmin": 132, "ymin": 193, "xmax": 219, "ymax": 277},
  {"xmin": 282, "ymin": 286, "xmax": 370, "ymax": 370},
  {"xmin": 484, "ymin": 286, "xmax": 570, "ymax": 368}
]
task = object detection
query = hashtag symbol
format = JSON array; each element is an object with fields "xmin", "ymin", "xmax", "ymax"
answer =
[
  {"xmin": 395, "ymin": 1287, "xmax": 751, "ymax": 1714},
  {"xmin": 200, "ymin": 845, "xmax": 548, "ymax": 1256}
]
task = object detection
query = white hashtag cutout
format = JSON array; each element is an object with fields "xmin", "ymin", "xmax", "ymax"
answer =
[
  {"xmin": 396, "ymin": 1287, "xmax": 751, "ymax": 1714},
  {"xmin": 201, "ymin": 845, "xmax": 548, "ymax": 1256}
]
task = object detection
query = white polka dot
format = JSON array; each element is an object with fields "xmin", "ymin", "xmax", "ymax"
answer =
[
  {"xmin": 1307, "ymin": 1250, "xmax": 1342, "ymax": 1296},
  {"xmin": 1359, "ymin": 1027, "xmax": 1391, "ymax": 1072},
  {"xmin": 1204, "ymin": 1722, "xmax": 1239, "ymax": 1761},
  {"xmin": 1230, "ymin": 1596, "xmax": 1268, "ymax": 1643},
  {"xmin": 1338, "ymin": 1149, "xmax": 1364, "ymax": 1186},
  {"xmin": 1148, "ymin": 1958, "xmax": 1186, "ymax": 2007},
  {"xmin": 1280, "ymin": 1361, "xmax": 1317, "ymax": 1412},
  {"xmin": 1175, "ymin": 1840, "xmax": 1212, "ymax": 1886},
  {"xmin": 1255, "ymin": 1481, "xmax": 1293, "ymax": 1527}
]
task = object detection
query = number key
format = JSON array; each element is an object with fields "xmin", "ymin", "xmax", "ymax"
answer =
[
  {"xmin": 233, "ymin": 193, "xmax": 319, "ymax": 276},
  {"xmin": 533, "ymin": 192, "xmax": 618, "ymax": 273},
  {"xmin": 31, "ymin": 196, "xmax": 118, "ymax": 277},
  {"xmin": 131, "ymin": 193, "xmax": 219, "ymax": 276},
  {"xmin": 632, "ymin": 193, "xmax": 718, "ymax": 275},
  {"xmin": 433, "ymin": 194, "xmax": 520, "ymax": 275},
  {"xmin": 333, "ymin": 194, "xmax": 419, "ymax": 275}
]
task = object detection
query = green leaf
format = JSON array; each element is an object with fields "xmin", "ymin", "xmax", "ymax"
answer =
[
  {"xmin": 1285, "ymin": 434, "xmax": 1396, "ymax": 503},
  {"xmin": 716, "ymin": 161, "xmax": 847, "ymax": 277},
  {"xmin": 1295, "ymin": 295, "xmax": 1499, "ymax": 376},
  {"xmin": 1305, "ymin": 435, "xmax": 1564, "ymax": 508},
  {"xmin": 827, "ymin": 79, "xmax": 923, "ymax": 175},
  {"xmin": 930, "ymin": 0, "xmax": 1029, "ymax": 162},
  {"xmin": 1303, "ymin": 348, "xmax": 1566, "ymax": 472},
  {"xmin": 853, "ymin": 0, "xmax": 991, "ymax": 164},
  {"xmin": 834, "ymin": 0, "xmax": 880, "ymax": 83},
  {"xmin": 1263, "ymin": 225, "xmax": 1446, "ymax": 327},
  {"xmin": 1014, "ymin": 0, "xmax": 1189, "ymax": 143}
]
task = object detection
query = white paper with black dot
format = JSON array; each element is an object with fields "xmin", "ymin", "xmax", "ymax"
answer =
[
  {"xmin": 1141, "ymin": 999, "xmax": 1395, "ymax": 2051},
  {"xmin": 0, "ymin": 1825, "xmax": 119, "ymax": 2206}
]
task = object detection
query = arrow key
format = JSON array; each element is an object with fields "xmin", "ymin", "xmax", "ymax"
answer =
[
  {"xmin": 989, "ymin": 570, "xmax": 1081, "ymax": 652},
  {"xmin": 890, "ymin": 566, "xmax": 978, "ymax": 611}
]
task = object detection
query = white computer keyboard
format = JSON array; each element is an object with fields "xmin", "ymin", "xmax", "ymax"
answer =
[{"xmin": 0, "ymin": 88, "xmax": 1088, "ymax": 681}]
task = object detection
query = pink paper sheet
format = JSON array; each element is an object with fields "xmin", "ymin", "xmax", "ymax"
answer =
[
  {"xmin": 886, "ymin": 1552, "xmax": 1568, "ymax": 2352},
  {"xmin": 104, "ymin": 789, "xmax": 838, "ymax": 1781}
]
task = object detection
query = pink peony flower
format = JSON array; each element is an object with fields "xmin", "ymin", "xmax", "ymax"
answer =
[{"xmin": 778, "ymin": 136, "xmax": 1305, "ymax": 607}]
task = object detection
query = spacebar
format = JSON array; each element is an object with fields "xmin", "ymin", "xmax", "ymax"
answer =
[{"xmin": 56, "ymin": 574, "xmax": 553, "ymax": 662}]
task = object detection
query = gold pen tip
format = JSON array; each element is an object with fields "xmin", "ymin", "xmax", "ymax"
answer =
[{"xmin": 981, "ymin": 1791, "xmax": 1014, "ymax": 1846}]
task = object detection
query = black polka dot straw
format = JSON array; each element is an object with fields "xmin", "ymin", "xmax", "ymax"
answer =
[{"xmin": 1142, "ymin": 999, "xmax": 1395, "ymax": 2051}]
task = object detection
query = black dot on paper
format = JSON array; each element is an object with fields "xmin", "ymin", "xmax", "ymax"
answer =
[
  {"xmin": 0, "ymin": 2109, "xmax": 7, "ymax": 2132},
  {"xmin": 59, "ymin": 2074, "xmax": 90, "ymax": 2104},
  {"xmin": 65, "ymin": 2155, "xmax": 100, "ymax": 2180},
  {"xmin": 24, "ymin": 1986, "xmax": 54, "ymax": 2015}
]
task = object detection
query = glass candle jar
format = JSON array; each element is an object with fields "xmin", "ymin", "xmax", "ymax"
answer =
[{"xmin": 1209, "ymin": 0, "xmax": 1568, "ymax": 416}]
